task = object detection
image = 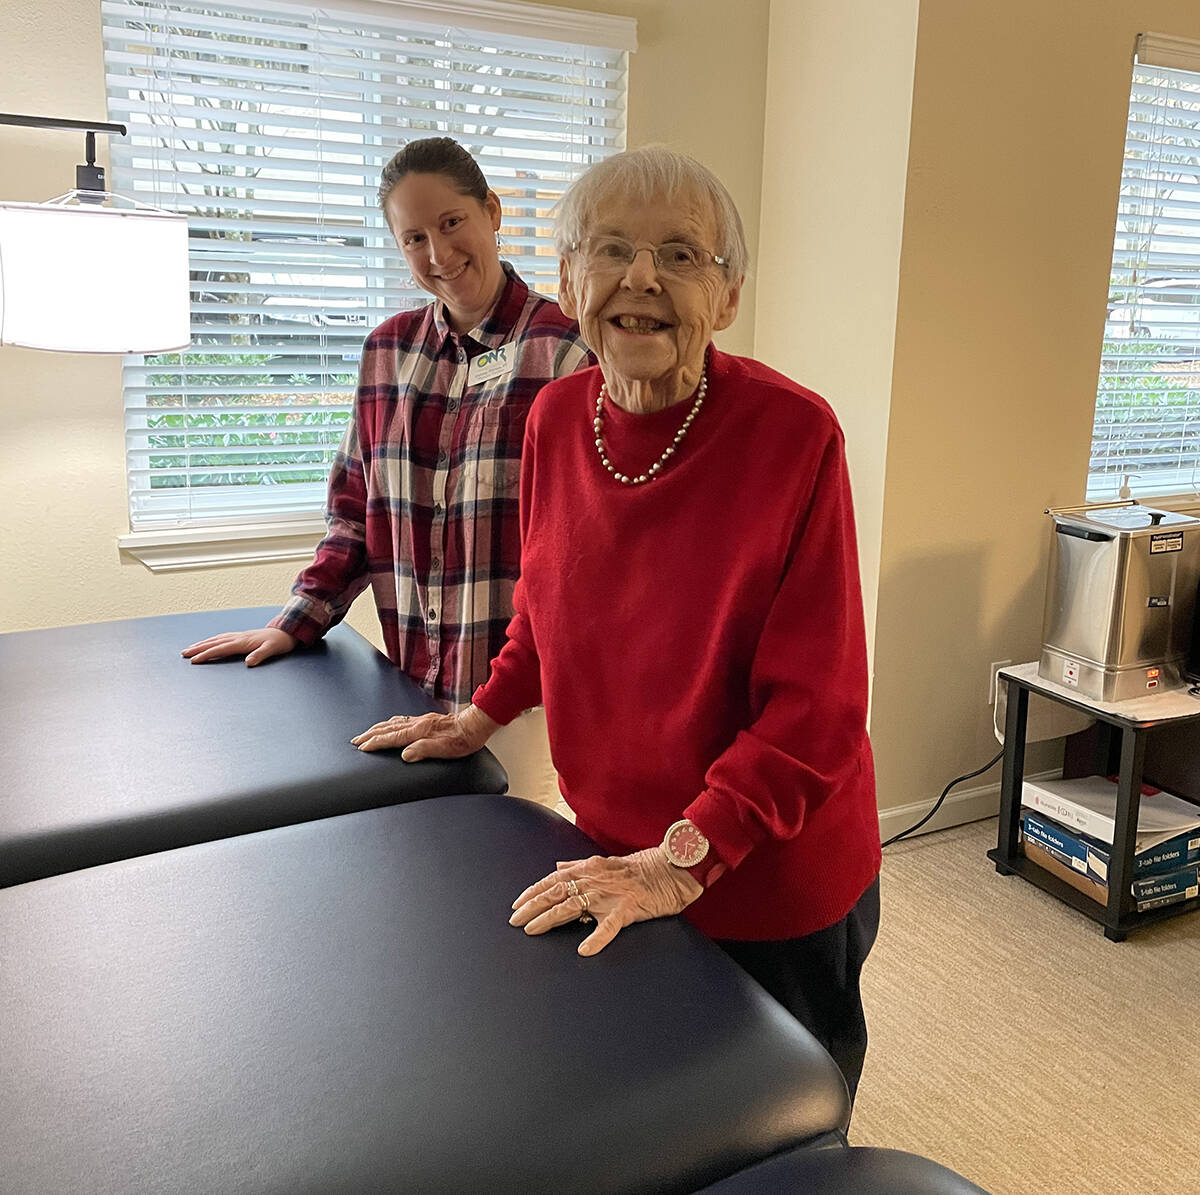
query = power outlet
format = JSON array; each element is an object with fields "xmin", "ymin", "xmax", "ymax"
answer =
[{"xmin": 988, "ymin": 660, "xmax": 1012, "ymax": 705}]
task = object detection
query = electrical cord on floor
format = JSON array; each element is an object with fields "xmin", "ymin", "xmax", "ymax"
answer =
[{"xmin": 881, "ymin": 746, "xmax": 1005, "ymax": 849}]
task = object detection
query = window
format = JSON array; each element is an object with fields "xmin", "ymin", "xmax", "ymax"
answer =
[
  {"xmin": 1089, "ymin": 33, "xmax": 1200, "ymax": 499},
  {"xmin": 103, "ymin": 0, "xmax": 632, "ymax": 530}
]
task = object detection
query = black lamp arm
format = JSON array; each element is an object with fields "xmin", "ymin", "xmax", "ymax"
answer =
[
  {"xmin": 0, "ymin": 113, "xmax": 127, "ymax": 136},
  {"xmin": 0, "ymin": 112, "xmax": 128, "ymax": 194}
]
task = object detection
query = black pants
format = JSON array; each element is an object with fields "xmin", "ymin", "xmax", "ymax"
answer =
[{"xmin": 715, "ymin": 876, "xmax": 880, "ymax": 1106}]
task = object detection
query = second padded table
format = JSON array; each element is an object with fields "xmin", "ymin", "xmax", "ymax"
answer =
[{"xmin": 0, "ymin": 794, "xmax": 849, "ymax": 1194}]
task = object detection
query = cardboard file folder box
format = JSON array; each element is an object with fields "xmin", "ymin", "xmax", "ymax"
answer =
[{"xmin": 1021, "ymin": 811, "xmax": 1200, "ymax": 912}]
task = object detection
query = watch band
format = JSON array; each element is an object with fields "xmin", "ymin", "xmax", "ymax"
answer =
[{"xmin": 685, "ymin": 851, "xmax": 727, "ymax": 888}]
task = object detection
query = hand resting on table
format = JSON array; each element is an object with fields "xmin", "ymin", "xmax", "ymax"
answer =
[
  {"xmin": 351, "ymin": 703, "xmax": 499, "ymax": 762},
  {"xmin": 511, "ymin": 848, "xmax": 703, "ymax": 957},
  {"xmin": 181, "ymin": 627, "xmax": 298, "ymax": 667}
]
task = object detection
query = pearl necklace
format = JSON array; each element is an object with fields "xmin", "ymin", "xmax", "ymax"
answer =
[{"xmin": 593, "ymin": 370, "xmax": 708, "ymax": 486}]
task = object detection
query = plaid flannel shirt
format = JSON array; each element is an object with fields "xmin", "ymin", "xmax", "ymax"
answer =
[{"xmin": 270, "ymin": 263, "xmax": 593, "ymax": 706}]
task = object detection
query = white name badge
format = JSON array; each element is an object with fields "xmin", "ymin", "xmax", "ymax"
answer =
[{"xmin": 467, "ymin": 341, "xmax": 517, "ymax": 385}]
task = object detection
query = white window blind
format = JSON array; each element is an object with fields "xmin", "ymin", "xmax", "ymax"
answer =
[
  {"xmin": 102, "ymin": 0, "xmax": 631, "ymax": 528},
  {"xmin": 1089, "ymin": 33, "xmax": 1200, "ymax": 498}
]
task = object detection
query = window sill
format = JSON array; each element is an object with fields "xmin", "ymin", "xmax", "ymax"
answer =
[
  {"xmin": 1083, "ymin": 493, "xmax": 1200, "ymax": 516},
  {"xmin": 118, "ymin": 518, "xmax": 325, "ymax": 573},
  {"xmin": 1137, "ymin": 494, "xmax": 1200, "ymax": 516}
]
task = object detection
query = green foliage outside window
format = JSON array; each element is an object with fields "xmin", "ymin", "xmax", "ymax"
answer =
[
  {"xmin": 141, "ymin": 350, "xmax": 355, "ymax": 489},
  {"xmin": 1092, "ymin": 339, "xmax": 1199, "ymax": 480}
]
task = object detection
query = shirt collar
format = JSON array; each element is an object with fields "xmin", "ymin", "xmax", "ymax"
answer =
[{"xmin": 430, "ymin": 261, "xmax": 529, "ymax": 353}]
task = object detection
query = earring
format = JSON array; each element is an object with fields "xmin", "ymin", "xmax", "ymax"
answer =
[{"xmin": 495, "ymin": 231, "xmax": 503, "ymax": 250}]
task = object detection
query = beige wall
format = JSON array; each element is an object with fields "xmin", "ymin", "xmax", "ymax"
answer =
[
  {"xmin": 756, "ymin": 0, "xmax": 920, "ymax": 678},
  {"xmin": 0, "ymin": 0, "xmax": 769, "ymax": 639},
  {"xmin": 869, "ymin": 0, "xmax": 1200, "ymax": 814}
]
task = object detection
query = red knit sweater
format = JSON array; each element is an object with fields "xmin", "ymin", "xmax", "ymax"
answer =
[{"xmin": 473, "ymin": 348, "xmax": 881, "ymax": 940}]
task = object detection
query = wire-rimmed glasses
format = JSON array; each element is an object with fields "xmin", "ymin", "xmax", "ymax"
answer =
[{"xmin": 570, "ymin": 235, "xmax": 728, "ymax": 278}]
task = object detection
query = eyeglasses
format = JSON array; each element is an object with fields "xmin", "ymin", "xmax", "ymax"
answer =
[{"xmin": 571, "ymin": 235, "xmax": 728, "ymax": 278}]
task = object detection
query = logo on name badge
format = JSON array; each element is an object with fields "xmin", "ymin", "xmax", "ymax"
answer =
[{"xmin": 467, "ymin": 342, "xmax": 517, "ymax": 385}]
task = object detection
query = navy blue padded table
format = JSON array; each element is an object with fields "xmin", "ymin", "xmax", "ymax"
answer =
[
  {"xmin": 694, "ymin": 1145, "xmax": 989, "ymax": 1193},
  {"xmin": 0, "ymin": 607, "xmax": 506, "ymax": 887},
  {"xmin": 0, "ymin": 795, "xmax": 849, "ymax": 1195}
]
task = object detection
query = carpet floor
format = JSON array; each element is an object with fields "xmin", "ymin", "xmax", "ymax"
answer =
[{"xmin": 851, "ymin": 817, "xmax": 1198, "ymax": 1194}]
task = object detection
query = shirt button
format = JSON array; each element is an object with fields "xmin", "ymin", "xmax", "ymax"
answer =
[
  {"xmin": 428, "ymin": 608, "xmax": 437, "ymax": 621},
  {"xmin": 448, "ymin": 398, "xmax": 459, "ymax": 411},
  {"xmin": 432, "ymin": 556, "xmax": 441, "ymax": 569},
  {"xmin": 433, "ymin": 503, "xmax": 443, "ymax": 515},
  {"xmin": 438, "ymin": 450, "xmax": 448, "ymax": 464}
]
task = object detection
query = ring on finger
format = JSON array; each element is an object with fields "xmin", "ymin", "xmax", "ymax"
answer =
[
  {"xmin": 564, "ymin": 879, "xmax": 580, "ymax": 898},
  {"xmin": 579, "ymin": 912, "xmax": 595, "ymax": 926},
  {"xmin": 577, "ymin": 891, "xmax": 591, "ymax": 914}
]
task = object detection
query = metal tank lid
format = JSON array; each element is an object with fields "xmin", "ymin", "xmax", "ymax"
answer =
[{"xmin": 1049, "ymin": 503, "xmax": 1200, "ymax": 536}]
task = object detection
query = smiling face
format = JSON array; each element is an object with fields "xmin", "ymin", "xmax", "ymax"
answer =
[
  {"xmin": 384, "ymin": 171, "xmax": 506, "ymax": 332},
  {"xmin": 558, "ymin": 185, "xmax": 741, "ymax": 411}
]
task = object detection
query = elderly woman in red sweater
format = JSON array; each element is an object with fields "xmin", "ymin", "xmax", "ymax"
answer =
[{"xmin": 353, "ymin": 147, "xmax": 882, "ymax": 1101}]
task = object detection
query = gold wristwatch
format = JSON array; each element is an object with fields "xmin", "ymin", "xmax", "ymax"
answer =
[
  {"xmin": 660, "ymin": 818, "xmax": 725, "ymax": 887},
  {"xmin": 661, "ymin": 818, "xmax": 710, "ymax": 867}
]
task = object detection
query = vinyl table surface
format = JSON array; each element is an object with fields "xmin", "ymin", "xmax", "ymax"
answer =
[
  {"xmin": 0, "ymin": 608, "xmax": 506, "ymax": 886},
  {"xmin": 0, "ymin": 795, "xmax": 850, "ymax": 1195}
]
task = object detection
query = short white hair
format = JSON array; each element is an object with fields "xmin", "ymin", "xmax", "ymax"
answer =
[{"xmin": 554, "ymin": 146, "xmax": 749, "ymax": 280}]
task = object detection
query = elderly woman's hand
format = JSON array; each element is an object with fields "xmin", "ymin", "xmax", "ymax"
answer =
[
  {"xmin": 351, "ymin": 703, "xmax": 498, "ymax": 760},
  {"xmin": 510, "ymin": 848, "xmax": 703, "ymax": 957}
]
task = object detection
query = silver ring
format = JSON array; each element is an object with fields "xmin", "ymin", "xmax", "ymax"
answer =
[{"xmin": 564, "ymin": 879, "xmax": 580, "ymax": 898}]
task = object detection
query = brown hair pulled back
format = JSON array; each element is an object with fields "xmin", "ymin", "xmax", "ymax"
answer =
[{"xmin": 377, "ymin": 137, "xmax": 489, "ymax": 208}]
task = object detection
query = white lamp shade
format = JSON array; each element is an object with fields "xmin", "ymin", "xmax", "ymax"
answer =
[{"xmin": 0, "ymin": 201, "xmax": 191, "ymax": 353}]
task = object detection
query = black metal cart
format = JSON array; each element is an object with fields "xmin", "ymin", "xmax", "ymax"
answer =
[{"xmin": 989, "ymin": 662, "xmax": 1200, "ymax": 940}]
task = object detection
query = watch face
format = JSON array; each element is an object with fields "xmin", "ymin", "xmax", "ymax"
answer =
[{"xmin": 665, "ymin": 820, "xmax": 709, "ymax": 867}]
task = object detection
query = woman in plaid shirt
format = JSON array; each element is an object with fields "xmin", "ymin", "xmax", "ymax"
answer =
[{"xmin": 183, "ymin": 139, "xmax": 592, "ymax": 720}]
